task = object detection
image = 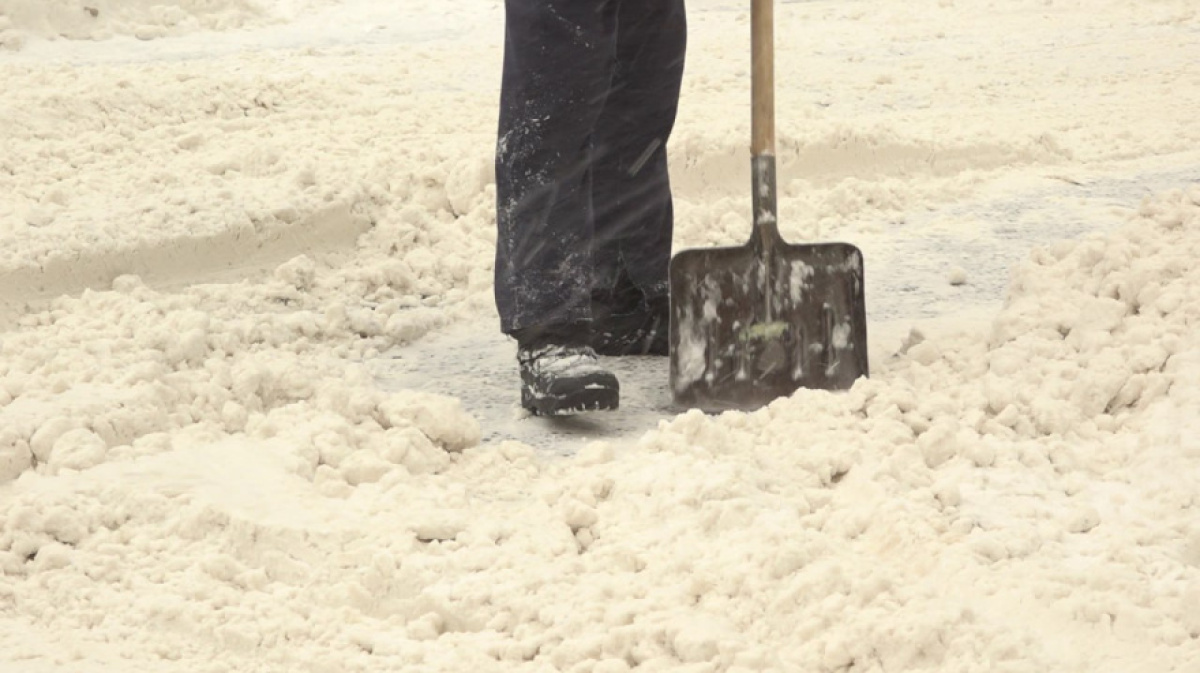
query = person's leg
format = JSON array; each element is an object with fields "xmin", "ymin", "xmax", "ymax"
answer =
[
  {"xmin": 495, "ymin": 0, "xmax": 624, "ymax": 414},
  {"xmin": 590, "ymin": 0, "xmax": 687, "ymax": 315},
  {"xmin": 495, "ymin": 0, "xmax": 618, "ymax": 336}
]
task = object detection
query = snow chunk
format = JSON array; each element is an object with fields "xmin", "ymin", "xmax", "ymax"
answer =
[
  {"xmin": 0, "ymin": 428, "xmax": 33, "ymax": 483},
  {"xmin": 375, "ymin": 392, "xmax": 481, "ymax": 453},
  {"xmin": 46, "ymin": 428, "xmax": 107, "ymax": 472},
  {"xmin": 274, "ymin": 254, "xmax": 318, "ymax": 290},
  {"xmin": 29, "ymin": 416, "xmax": 80, "ymax": 463}
]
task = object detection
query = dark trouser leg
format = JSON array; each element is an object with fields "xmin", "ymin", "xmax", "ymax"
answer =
[
  {"xmin": 494, "ymin": 0, "xmax": 617, "ymax": 335},
  {"xmin": 590, "ymin": 0, "xmax": 687, "ymax": 304}
]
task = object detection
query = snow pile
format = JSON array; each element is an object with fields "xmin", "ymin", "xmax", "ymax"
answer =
[
  {"xmin": 0, "ymin": 47, "xmax": 498, "ymax": 324},
  {"xmin": 0, "ymin": 253, "xmax": 488, "ymax": 483},
  {"xmin": 612, "ymin": 186, "xmax": 1200, "ymax": 670},
  {"xmin": 2, "ymin": 187, "xmax": 1197, "ymax": 672}
]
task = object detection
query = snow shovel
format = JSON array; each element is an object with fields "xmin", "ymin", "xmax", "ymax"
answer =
[{"xmin": 668, "ymin": 0, "xmax": 868, "ymax": 412}]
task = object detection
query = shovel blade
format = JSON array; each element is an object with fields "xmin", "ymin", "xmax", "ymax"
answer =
[{"xmin": 669, "ymin": 241, "xmax": 868, "ymax": 412}]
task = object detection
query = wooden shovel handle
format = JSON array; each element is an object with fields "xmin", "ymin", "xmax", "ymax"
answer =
[{"xmin": 752, "ymin": 0, "xmax": 775, "ymax": 157}]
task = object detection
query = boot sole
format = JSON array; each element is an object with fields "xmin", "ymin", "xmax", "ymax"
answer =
[{"xmin": 522, "ymin": 379, "xmax": 620, "ymax": 416}]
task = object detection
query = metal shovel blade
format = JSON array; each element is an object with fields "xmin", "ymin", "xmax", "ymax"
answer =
[
  {"xmin": 668, "ymin": 236, "xmax": 868, "ymax": 412},
  {"xmin": 667, "ymin": 0, "xmax": 867, "ymax": 412}
]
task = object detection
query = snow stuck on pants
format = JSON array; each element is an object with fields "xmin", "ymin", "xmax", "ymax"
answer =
[{"xmin": 2, "ymin": 0, "xmax": 1200, "ymax": 671}]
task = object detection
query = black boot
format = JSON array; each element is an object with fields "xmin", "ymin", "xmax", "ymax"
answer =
[
  {"xmin": 515, "ymin": 325, "xmax": 619, "ymax": 416},
  {"xmin": 590, "ymin": 275, "xmax": 669, "ymax": 357}
]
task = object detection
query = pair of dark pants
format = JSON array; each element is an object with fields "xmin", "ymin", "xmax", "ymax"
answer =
[{"xmin": 495, "ymin": 0, "xmax": 687, "ymax": 335}]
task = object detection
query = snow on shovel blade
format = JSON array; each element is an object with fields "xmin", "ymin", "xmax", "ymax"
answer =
[{"xmin": 668, "ymin": 241, "xmax": 869, "ymax": 412}]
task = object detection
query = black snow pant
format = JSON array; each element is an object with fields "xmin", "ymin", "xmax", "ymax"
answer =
[{"xmin": 494, "ymin": 0, "xmax": 687, "ymax": 335}]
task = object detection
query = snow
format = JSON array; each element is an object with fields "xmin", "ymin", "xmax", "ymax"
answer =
[
  {"xmin": 2, "ymin": 0, "xmax": 1200, "ymax": 671},
  {"xmin": 0, "ymin": 0, "xmax": 274, "ymax": 49}
]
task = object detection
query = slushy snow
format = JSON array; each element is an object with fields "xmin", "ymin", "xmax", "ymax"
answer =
[{"xmin": 2, "ymin": 0, "xmax": 1199, "ymax": 671}]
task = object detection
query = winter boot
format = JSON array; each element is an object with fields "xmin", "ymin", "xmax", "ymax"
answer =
[
  {"xmin": 516, "ymin": 325, "xmax": 619, "ymax": 416},
  {"xmin": 591, "ymin": 283, "xmax": 670, "ymax": 357}
]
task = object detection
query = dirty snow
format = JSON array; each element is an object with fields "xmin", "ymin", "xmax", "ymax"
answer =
[{"xmin": 2, "ymin": 0, "xmax": 1199, "ymax": 671}]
